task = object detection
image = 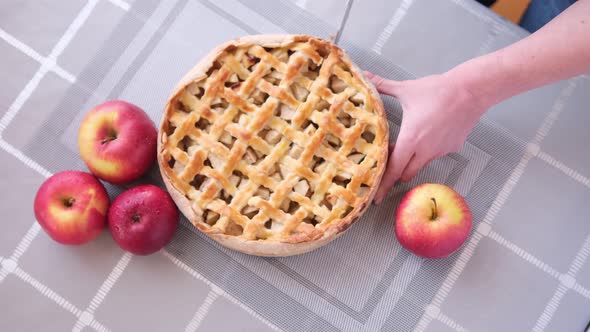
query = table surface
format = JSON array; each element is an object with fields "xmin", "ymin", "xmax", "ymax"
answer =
[{"xmin": 1, "ymin": 1, "xmax": 589, "ymax": 331}]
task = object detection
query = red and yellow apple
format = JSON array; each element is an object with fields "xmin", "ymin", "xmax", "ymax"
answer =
[
  {"xmin": 34, "ymin": 171, "xmax": 110, "ymax": 245},
  {"xmin": 78, "ymin": 100, "xmax": 157, "ymax": 184},
  {"xmin": 395, "ymin": 183, "xmax": 472, "ymax": 259},
  {"xmin": 108, "ymin": 185, "xmax": 179, "ymax": 255}
]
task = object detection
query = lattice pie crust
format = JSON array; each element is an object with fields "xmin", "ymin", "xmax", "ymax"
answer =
[{"xmin": 158, "ymin": 35, "xmax": 388, "ymax": 256}]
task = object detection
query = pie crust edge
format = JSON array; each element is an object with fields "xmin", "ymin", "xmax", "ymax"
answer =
[{"xmin": 157, "ymin": 34, "xmax": 389, "ymax": 256}]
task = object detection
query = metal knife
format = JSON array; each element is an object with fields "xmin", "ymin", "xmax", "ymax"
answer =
[{"xmin": 333, "ymin": 0, "xmax": 353, "ymax": 45}]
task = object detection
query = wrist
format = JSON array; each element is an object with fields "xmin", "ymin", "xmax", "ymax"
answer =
[
  {"xmin": 444, "ymin": 51, "xmax": 516, "ymax": 114},
  {"xmin": 442, "ymin": 64, "xmax": 492, "ymax": 117}
]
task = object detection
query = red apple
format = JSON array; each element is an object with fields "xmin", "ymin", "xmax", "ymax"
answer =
[
  {"xmin": 34, "ymin": 171, "xmax": 109, "ymax": 245},
  {"xmin": 395, "ymin": 183, "xmax": 472, "ymax": 259},
  {"xmin": 108, "ymin": 185, "xmax": 179, "ymax": 255},
  {"xmin": 78, "ymin": 100, "xmax": 157, "ymax": 184}
]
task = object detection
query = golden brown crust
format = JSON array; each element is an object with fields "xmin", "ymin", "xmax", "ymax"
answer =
[{"xmin": 158, "ymin": 34, "xmax": 388, "ymax": 256}]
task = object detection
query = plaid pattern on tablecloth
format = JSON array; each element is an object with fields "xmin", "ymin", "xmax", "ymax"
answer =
[{"xmin": 1, "ymin": 1, "xmax": 589, "ymax": 331}]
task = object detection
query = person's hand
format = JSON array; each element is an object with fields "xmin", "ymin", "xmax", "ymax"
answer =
[{"xmin": 365, "ymin": 72, "xmax": 487, "ymax": 204}]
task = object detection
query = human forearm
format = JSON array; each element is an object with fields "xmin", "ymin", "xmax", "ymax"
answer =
[
  {"xmin": 368, "ymin": 1, "xmax": 590, "ymax": 201},
  {"xmin": 447, "ymin": 0, "xmax": 590, "ymax": 110}
]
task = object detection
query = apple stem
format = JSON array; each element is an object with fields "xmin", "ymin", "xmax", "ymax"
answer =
[
  {"xmin": 63, "ymin": 197, "xmax": 76, "ymax": 208},
  {"xmin": 100, "ymin": 128, "xmax": 118, "ymax": 144},
  {"xmin": 430, "ymin": 197, "xmax": 438, "ymax": 220},
  {"xmin": 100, "ymin": 137, "xmax": 115, "ymax": 144},
  {"xmin": 132, "ymin": 215, "xmax": 141, "ymax": 223}
]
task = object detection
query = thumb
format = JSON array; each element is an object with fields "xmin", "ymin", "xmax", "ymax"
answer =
[{"xmin": 363, "ymin": 71, "xmax": 401, "ymax": 97}]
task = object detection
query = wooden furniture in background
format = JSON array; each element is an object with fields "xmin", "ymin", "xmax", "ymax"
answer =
[{"xmin": 491, "ymin": 0, "xmax": 531, "ymax": 23}]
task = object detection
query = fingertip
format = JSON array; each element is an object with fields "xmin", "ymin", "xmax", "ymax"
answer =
[
  {"xmin": 366, "ymin": 72, "xmax": 383, "ymax": 84},
  {"xmin": 400, "ymin": 174, "xmax": 412, "ymax": 183},
  {"xmin": 375, "ymin": 184, "xmax": 390, "ymax": 204},
  {"xmin": 374, "ymin": 195, "xmax": 382, "ymax": 205},
  {"xmin": 373, "ymin": 189, "xmax": 383, "ymax": 204},
  {"xmin": 374, "ymin": 180, "xmax": 395, "ymax": 205}
]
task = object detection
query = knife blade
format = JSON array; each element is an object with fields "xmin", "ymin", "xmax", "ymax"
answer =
[{"xmin": 333, "ymin": 0, "xmax": 353, "ymax": 45}]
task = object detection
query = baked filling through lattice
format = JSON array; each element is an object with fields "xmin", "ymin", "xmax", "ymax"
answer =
[{"xmin": 159, "ymin": 36, "xmax": 388, "ymax": 247}]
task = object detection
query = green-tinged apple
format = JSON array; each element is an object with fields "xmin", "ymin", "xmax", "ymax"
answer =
[
  {"xmin": 78, "ymin": 100, "xmax": 157, "ymax": 184},
  {"xmin": 34, "ymin": 171, "xmax": 110, "ymax": 245},
  {"xmin": 108, "ymin": 185, "xmax": 179, "ymax": 255},
  {"xmin": 395, "ymin": 183, "xmax": 472, "ymax": 259}
]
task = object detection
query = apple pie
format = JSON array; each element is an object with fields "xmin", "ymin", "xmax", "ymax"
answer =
[{"xmin": 158, "ymin": 35, "xmax": 388, "ymax": 256}]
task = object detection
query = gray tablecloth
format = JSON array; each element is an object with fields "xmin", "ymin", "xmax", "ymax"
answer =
[{"xmin": 1, "ymin": 0, "xmax": 589, "ymax": 331}]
